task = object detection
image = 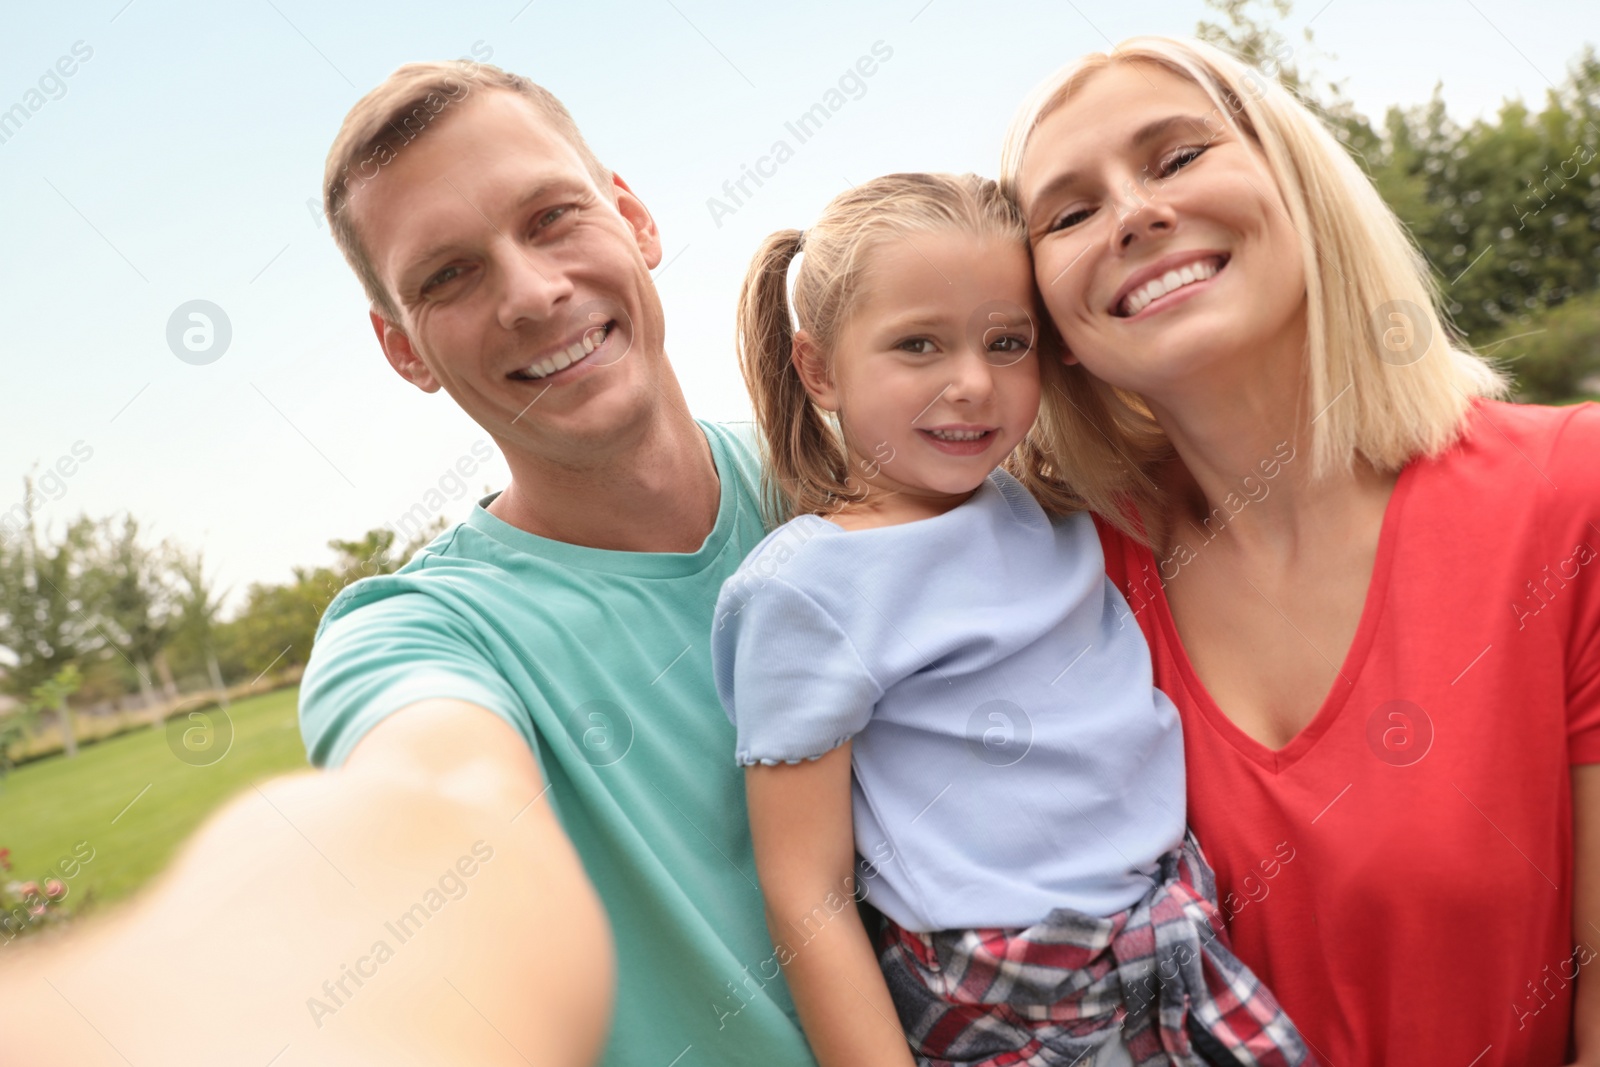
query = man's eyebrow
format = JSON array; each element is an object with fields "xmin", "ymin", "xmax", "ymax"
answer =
[{"xmin": 400, "ymin": 177, "xmax": 589, "ymax": 277}]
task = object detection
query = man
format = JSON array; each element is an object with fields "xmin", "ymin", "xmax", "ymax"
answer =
[{"xmin": 0, "ymin": 61, "xmax": 816, "ymax": 1066}]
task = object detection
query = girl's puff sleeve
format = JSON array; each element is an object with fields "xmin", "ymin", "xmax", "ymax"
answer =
[{"xmin": 712, "ymin": 571, "xmax": 884, "ymax": 766}]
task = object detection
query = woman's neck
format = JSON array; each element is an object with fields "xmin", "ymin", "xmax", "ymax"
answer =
[{"xmin": 1140, "ymin": 334, "xmax": 1394, "ymax": 563}]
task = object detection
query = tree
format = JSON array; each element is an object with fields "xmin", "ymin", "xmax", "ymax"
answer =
[
  {"xmin": 29, "ymin": 664, "xmax": 84, "ymax": 759},
  {"xmin": 0, "ymin": 496, "xmax": 101, "ymax": 755},
  {"xmin": 83, "ymin": 516, "xmax": 179, "ymax": 711},
  {"xmin": 170, "ymin": 550, "xmax": 231, "ymax": 706}
]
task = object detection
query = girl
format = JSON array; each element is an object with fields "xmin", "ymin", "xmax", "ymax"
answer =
[{"xmin": 711, "ymin": 172, "xmax": 1311, "ymax": 1067}]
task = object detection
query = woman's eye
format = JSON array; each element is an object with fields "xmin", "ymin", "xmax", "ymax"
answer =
[
  {"xmin": 1157, "ymin": 144, "xmax": 1207, "ymax": 178},
  {"xmin": 1049, "ymin": 206, "xmax": 1094, "ymax": 233},
  {"xmin": 897, "ymin": 338, "xmax": 937, "ymax": 355}
]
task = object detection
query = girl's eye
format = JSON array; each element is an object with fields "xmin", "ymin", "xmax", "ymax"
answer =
[
  {"xmin": 897, "ymin": 338, "xmax": 937, "ymax": 355},
  {"xmin": 1156, "ymin": 144, "xmax": 1207, "ymax": 178},
  {"xmin": 988, "ymin": 335, "xmax": 1031, "ymax": 353},
  {"xmin": 1049, "ymin": 206, "xmax": 1094, "ymax": 233}
]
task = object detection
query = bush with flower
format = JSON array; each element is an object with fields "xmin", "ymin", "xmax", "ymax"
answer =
[{"xmin": 0, "ymin": 847, "xmax": 73, "ymax": 938}]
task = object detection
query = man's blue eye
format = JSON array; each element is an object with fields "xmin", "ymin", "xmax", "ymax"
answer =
[{"xmin": 423, "ymin": 265, "xmax": 460, "ymax": 292}]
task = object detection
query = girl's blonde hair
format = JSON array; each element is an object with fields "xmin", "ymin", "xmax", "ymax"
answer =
[
  {"xmin": 1000, "ymin": 36, "xmax": 1508, "ymax": 491},
  {"xmin": 737, "ymin": 172, "xmax": 1152, "ymax": 534}
]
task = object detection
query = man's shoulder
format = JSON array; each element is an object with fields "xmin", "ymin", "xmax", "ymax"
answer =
[
  {"xmin": 700, "ymin": 417, "xmax": 764, "ymax": 498},
  {"xmin": 315, "ymin": 521, "xmax": 509, "ymax": 637}
]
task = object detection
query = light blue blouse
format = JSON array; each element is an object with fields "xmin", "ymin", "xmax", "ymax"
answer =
[{"xmin": 712, "ymin": 469, "xmax": 1187, "ymax": 933}]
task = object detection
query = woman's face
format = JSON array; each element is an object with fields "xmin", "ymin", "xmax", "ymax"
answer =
[{"xmin": 1013, "ymin": 62, "xmax": 1307, "ymax": 400}]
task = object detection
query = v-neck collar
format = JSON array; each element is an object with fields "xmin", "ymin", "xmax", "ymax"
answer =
[{"xmin": 1145, "ymin": 457, "xmax": 1420, "ymax": 774}]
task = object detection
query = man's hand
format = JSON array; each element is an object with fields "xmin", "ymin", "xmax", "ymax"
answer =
[{"xmin": 0, "ymin": 699, "xmax": 613, "ymax": 1066}]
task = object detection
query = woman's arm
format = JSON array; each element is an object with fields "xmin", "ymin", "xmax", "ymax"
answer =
[
  {"xmin": 745, "ymin": 743, "xmax": 917, "ymax": 1067},
  {"xmin": 1571, "ymin": 763, "xmax": 1600, "ymax": 1065}
]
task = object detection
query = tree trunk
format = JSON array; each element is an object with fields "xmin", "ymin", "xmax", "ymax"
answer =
[
  {"xmin": 207, "ymin": 648, "xmax": 229, "ymax": 708},
  {"xmin": 137, "ymin": 657, "xmax": 160, "ymax": 725},
  {"xmin": 156, "ymin": 649, "xmax": 179, "ymax": 701},
  {"xmin": 58, "ymin": 694, "xmax": 76, "ymax": 758}
]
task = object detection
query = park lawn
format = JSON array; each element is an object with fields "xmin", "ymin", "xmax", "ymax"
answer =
[{"xmin": 0, "ymin": 686, "xmax": 311, "ymax": 925}]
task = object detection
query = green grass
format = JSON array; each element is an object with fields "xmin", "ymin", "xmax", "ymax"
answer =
[{"xmin": 0, "ymin": 686, "xmax": 310, "ymax": 924}]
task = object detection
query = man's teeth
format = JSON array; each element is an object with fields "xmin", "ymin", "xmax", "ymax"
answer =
[
  {"xmin": 517, "ymin": 323, "xmax": 610, "ymax": 380},
  {"xmin": 927, "ymin": 428, "xmax": 989, "ymax": 441},
  {"xmin": 1122, "ymin": 258, "xmax": 1221, "ymax": 316}
]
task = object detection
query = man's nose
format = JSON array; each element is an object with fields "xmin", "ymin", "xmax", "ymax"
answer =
[{"xmin": 494, "ymin": 242, "xmax": 574, "ymax": 330}]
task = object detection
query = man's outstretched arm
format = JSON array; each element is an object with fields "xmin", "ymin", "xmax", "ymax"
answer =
[{"xmin": 0, "ymin": 699, "xmax": 613, "ymax": 1067}]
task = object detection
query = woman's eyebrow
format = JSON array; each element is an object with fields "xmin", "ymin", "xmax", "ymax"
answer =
[
  {"xmin": 1025, "ymin": 111, "xmax": 1221, "ymax": 218},
  {"xmin": 1130, "ymin": 113, "xmax": 1222, "ymax": 148}
]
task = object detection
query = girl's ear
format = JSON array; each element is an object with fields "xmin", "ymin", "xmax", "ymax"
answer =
[{"xmin": 790, "ymin": 329, "xmax": 840, "ymax": 411}]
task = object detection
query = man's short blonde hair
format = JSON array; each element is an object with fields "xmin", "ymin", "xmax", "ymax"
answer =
[{"xmin": 322, "ymin": 60, "xmax": 611, "ymax": 321}]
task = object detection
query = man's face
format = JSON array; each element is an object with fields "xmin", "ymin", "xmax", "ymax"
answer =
[{"xmin": 352, "ymin": 89, "xmax": 667, "ymax": 463}]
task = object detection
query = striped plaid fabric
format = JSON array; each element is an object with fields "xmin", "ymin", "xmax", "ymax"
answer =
[{"xmin": 875, "ymin": 834, "xmax": 1312, "ymax": 1067}]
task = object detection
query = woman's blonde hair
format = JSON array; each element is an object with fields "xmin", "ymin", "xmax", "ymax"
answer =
[
  {"xmin": 1000, "ymin": 35, "xmax": 1508, "ymax": 489},
  {"xmin": 736, "ymin": 172, "xmax": 1151, "ymax": 533}
]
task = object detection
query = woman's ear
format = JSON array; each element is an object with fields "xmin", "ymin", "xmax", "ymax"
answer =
[{"xmin": 790, "ymin": 329, "xmax": 840, "ymax": 411}]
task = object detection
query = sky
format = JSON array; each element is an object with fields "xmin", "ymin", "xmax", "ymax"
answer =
[{"xmin": 1, "ymin": 0, "xmax": 1593, "ymax": 611}]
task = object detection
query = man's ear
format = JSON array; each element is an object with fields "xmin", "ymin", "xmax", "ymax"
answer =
[
  {"xmin": 790, "ymin": 329, "xmax": 839, "ymax": 412},
  {"xmin": 370, "ymin": 309, "xmax": 442, "ymax": 393},
  {"xmin": 610, "ymin": 173, "xmax": 662, "ymax": 271}
]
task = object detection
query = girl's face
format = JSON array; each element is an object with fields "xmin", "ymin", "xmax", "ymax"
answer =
[
  {"xmin": 1012, "ymin": 62, "xmax": 1307, "ymax": 400},
  {"xmin": 797, "ymin": 229, "xmax": 1041, "ymax": 509}
]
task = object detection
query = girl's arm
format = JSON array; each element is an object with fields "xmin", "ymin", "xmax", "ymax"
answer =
[
  {"xmin": 1571, "ymin": 763, "xmax": 1600, "ymax": 1065},
  {"xmin": 745, "ymin": 742, "xmax": 918, "ymax": 1067}
]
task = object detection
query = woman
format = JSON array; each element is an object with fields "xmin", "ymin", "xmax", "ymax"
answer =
[{"xmin": 999, "ymin": 36, "xmax": 1600, "ymax": 1066}]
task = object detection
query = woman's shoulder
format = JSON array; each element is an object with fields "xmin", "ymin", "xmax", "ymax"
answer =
[
  {"xmin": 1459, "ymin": 398, "xmax": 1600, "ymax": 465},
  {"xmin": 1431, "ymin": 399, "xmax": 1600, "ymax": 503}
]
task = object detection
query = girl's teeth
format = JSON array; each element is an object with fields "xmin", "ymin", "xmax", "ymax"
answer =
[{"xmin": 929, "ymin": 429, "xmax": 987, "ymax": 441}]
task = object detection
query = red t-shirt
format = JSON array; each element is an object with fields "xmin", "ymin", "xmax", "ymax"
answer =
[{"xmin": 1096, "ymin": 399, "xmax": 1600, "ymax": 1066}]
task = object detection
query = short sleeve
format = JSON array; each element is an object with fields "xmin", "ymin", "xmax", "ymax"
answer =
[
  {"xmin": 1552, "ymin": 404, "xmax": 1600, "ymax": 763},
  {"xmin": 711, "ymin": 575, "xmax": 883, "ymax": 766},
  {"xmin": 299, "ymin": 590, "xmax": 533, "ymax": 770}
]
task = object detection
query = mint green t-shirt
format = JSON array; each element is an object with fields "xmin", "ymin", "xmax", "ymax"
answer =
[{"xmin": 298, "ymin": 419, "xmax": 816, "ymax": 1066}]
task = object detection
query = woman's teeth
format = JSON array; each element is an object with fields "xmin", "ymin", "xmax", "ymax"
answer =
[
  {"xmin": 926, "ymin": 428, "xmax": 990, "ymax": 441},
  {"xmin": 1121, "ymin": 258, "xmax": 1222, "ymax": 316},
  {"xmin": 516, "ymin": 322, "xmax": 610, "ymax": 380}
]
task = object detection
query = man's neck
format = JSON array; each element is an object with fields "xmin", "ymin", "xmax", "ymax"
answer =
[{"xmin": 487, "ymin": 405, "xmax": 721, "ymax": 555}]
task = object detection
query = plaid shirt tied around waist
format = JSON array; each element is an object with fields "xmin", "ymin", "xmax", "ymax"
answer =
[{"xmin": 875, "ymin": 834, "xmax": 1313, "ymax": 1067}]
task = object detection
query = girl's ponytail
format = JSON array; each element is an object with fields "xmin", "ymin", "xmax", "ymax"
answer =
[{"xmin": 736, "ymin": 228, "xmax": 848, "ymax": 527}]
